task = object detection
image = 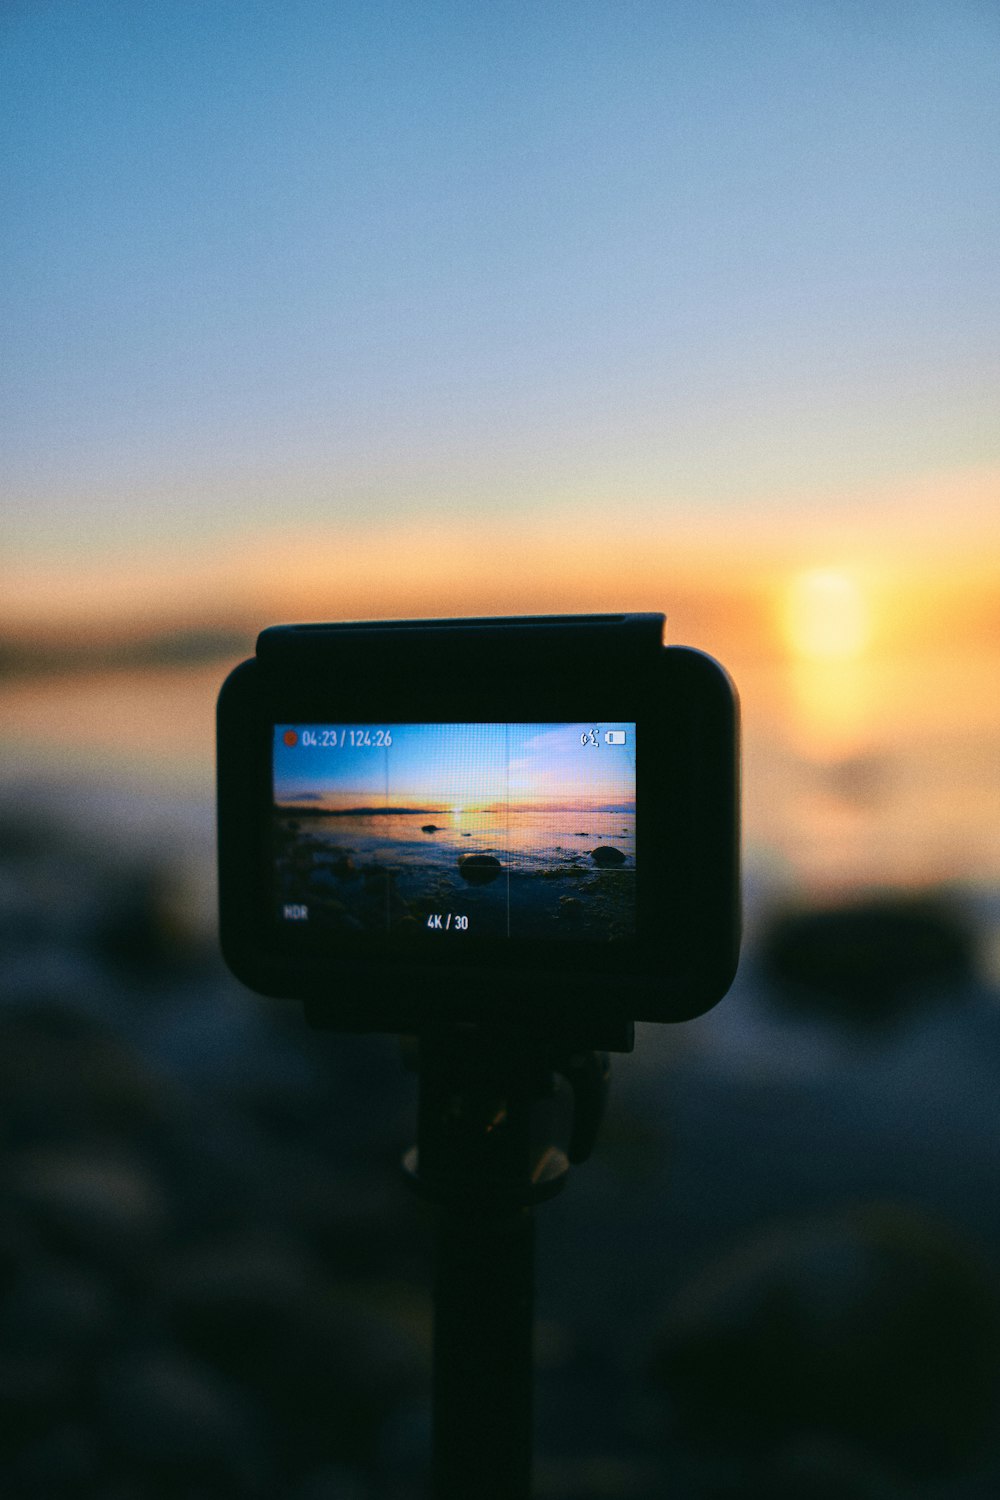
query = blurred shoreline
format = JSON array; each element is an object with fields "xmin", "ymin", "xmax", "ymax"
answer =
[
  {"xmin": 0, "ymin": 626, "xmax": 253, "ymax": 681},
  {"xmin": 2, "ymin": 641, "xmax": 997, "ymax": 901}
]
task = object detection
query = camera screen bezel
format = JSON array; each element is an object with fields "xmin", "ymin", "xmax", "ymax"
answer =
[{"xmin": 217, "ymin": 619, "xmax": 739, "ymax": 1032}]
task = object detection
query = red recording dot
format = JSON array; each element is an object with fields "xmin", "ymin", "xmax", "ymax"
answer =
[{"xmin": 283, "ymin": 730, "xmax": 298, "ymax": 747}]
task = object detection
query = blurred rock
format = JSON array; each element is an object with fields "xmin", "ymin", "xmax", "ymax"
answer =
[
  {"xmin": 291, "ymin": 1162, "xmax": 424, "ymax": 1280},
  {"xmin": 288, "ymin": 1462, "xmax": 368, "ymax": 1500},
  {"xmin": 758, "ymin": 893, "xmax": 978, "ymax": 1028},
  {"xmin": 532, "ymin": 1450, "xmax": 661, "ymax": 1498},
  {"xmin": 0, "ymin": 1253, "xmax": 111, "ymax": 1466},
  {"xmin": 0, "ymin": 1004, "xmax": 171, "ymax": 1146},
  {"xmin": 0, "ymin": 805, "xmax": 65, "ymax": 860},
  {"xmin": 158, "ymin": 1230, "xmax": 318, "ymax": 1385},
  {"xmin": 4, "ymin": 1141, "xmax": 171, "ymax": 1271},
  {"xmin": 0, "ymin": 1345, "xmax": 78, "ymax": 1457},
  {"xmin": 249, "ymin": 1289, "xmax": 423, "ymax": 1472},
  {"xmin": 0, "ymin": 1199, "xmax": 41, "ymax": 1294},
  {"xmin": 99, "ymin": 1346, "xmax": 271, "ymax": 1493},
  {"xmin": 9, "ymin": 1423, "xmax": 103, "ymax": 1495},
  {"xmin": 821, "ymin": 754, "xmax": 892, "ymax": 807},
  {"xmin": 706, "ymin": 1435, "xmax": 917, "ymax": 1499},
  {"xmin": 648, "ymin": 1203, "xmax": 1000, "ymax": 1482},
  {"xmin": 1, "ymin": 1255, "xmax": 118, "ymax": 1357},
  {"xmin": 92, "ymin": 863, "xmax": 210, "ymax": 980},
  {"xmin": 157, "ymin": 1228, "xmax": 423, "ymax": 1474}
]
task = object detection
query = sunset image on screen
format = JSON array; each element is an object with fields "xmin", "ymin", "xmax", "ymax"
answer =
[{"xmin": 272, "ymin": 723, "xmax": 636, "ymax": 941}]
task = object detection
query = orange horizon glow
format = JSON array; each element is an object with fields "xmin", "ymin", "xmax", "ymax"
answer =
[
  {"xmin": 2, "ymin": 465, "xmax": 997, "ymax": 652},
  {"xmin": 281, "ymin": 794, "xmax": 631, "ymax": 814}
]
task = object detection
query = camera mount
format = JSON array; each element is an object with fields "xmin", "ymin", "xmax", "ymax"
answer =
[{"xmin": 311, "ymin": 1002, "xmax": 630, "ymax": 1500}]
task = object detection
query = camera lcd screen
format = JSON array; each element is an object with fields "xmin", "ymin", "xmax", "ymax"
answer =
[{"xmin": 272, "ymin": 722, "xmax": 636, "ymax": 943}]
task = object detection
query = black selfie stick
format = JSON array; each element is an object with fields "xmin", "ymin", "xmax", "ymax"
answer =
[{"xmin": 403, "ymin": 1022, "xmax": 630, "ymax": 1500}]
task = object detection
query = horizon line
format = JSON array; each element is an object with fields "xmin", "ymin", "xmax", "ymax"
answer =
[{"xmin": 276, "ymin": 801, "xmax": 636, "ymax": 815}]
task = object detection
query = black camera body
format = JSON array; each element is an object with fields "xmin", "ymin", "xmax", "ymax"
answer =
[{"xmin": 217, "ymin": 613, "xmax": 739, "ymax": 1042}]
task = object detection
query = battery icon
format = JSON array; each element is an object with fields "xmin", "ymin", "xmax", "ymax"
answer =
[{"xmin": 605, "ymin": 730, "xmax": 626, "ymax": 745}]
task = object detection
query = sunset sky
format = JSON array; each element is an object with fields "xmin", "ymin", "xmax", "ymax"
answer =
[
  {"xmin": 274, "ymin": 722, "xmax": 637, "ymax": 812},
  {"xmin": 2, "ymin": 0, "xmax": 997, "ymax": 652},
  {"xmin": 2, "ymin": 2, "xmax": 997, "ymax": 902}
]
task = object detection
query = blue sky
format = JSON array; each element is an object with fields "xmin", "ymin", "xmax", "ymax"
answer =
[
  {"xmin": 274, "ymin": 720, "xmax": 636, "ymax": 808},
  {"xmin": 2, "ymin": 1, "xmax": 997, "ymax": 594}
]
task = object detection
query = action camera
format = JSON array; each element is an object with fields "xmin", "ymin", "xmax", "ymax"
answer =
[{"xmin": 217, "ymin": 613, "xmax": 739, "ymax": 1040}]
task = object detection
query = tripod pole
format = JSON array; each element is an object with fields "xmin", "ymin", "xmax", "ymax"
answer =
[
  {"xmin": 405, "ymin": 1033, "xmax": 567, "ymax": 1500},
  {"xmin": 432, "ymin": 1200, "xmax": 535, "ymax": 1500},
  {"xmin": 404, "ymin": 1028, "xmax": 620, "ymax": 1500}
]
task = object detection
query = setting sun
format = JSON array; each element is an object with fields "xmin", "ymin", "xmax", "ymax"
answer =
[{"xmin": 784, "ymin": 568, "xmax": 873, "ymax": 662}]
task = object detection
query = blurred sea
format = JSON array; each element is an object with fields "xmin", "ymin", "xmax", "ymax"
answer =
[{"xmin": 1, "ymin": 650, "xmax": 997, "ymax": 916}]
